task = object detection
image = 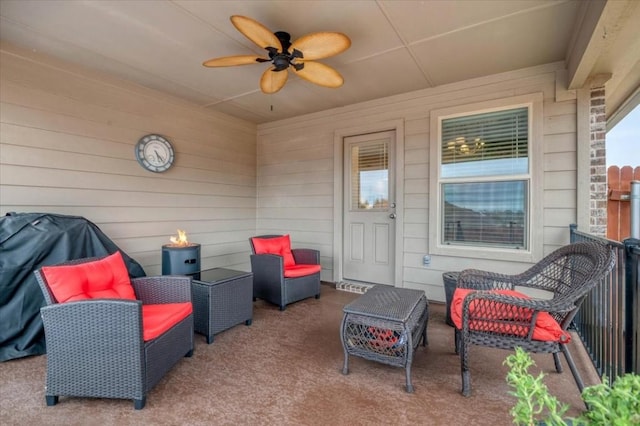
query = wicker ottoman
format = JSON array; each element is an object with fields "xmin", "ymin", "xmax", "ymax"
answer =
[
  {"xmin": 191, "ymin": 268, "xmax": 253, "ymax": 344},
  {"xmin": 340, "ymin": 285, "xmax": 429, "ymax": 392}
]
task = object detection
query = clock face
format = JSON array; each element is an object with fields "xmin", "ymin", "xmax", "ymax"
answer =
[{"xmin": 135, "ymin": 134, "xmax": 175, "ymax": 173}]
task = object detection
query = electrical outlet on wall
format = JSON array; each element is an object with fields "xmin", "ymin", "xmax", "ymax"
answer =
[{"xmin": 423, "ymin": 255, "xmax": 431, "ymax": 266}]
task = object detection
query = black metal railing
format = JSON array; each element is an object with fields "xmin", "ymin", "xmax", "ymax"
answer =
[{"xmin": 570, "ymin": 224, "xmax": 639, "ymax": 383}]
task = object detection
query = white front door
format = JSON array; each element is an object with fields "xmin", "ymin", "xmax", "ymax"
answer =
[{"xmin": 342, "ymin": 131, "xmax": 396, "ymax": 285}]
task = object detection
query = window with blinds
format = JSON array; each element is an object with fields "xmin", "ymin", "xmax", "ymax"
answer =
[
  {"xmin": 441, "ymin": 107, "xmax": 528, "ymax": 178},
  {"xmin": 439, "ymin": 106, "xmax": 530, "ymax": 249},
  {"xmin": 351, "ymin": 142, "xmax": 389, "ymax": 210}
]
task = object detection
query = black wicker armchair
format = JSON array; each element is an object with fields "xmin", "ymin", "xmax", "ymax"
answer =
[
  {"xmin": 33, "ymin": 252, "xmax": 194, "ymax": 409},
  {"xmin": 249, "ymin": 234, "xmax": 321, "ymax": 310},
  {"xmin": 452, "ymin": 241, "xmax": 615, "ymax": 397}
]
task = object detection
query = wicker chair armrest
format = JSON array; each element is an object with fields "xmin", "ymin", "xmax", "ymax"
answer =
[
  {"xmin": 131, "ymin": 275, "xmax": 192, "ymax": 304},
  {"xmin": 40, "ymin": 299, "xmax": 144, "ymax": 341},
  {"xmin": 250, "ymin": 254, "xmax": 284, "ymax": 282},
  {"xmin": 291, "ymin": 248, "xmax": 320, "ymax": 265}
]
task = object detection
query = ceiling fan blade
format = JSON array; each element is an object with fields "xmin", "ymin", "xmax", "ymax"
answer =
[
  {"xmin": 203, "ymin": 55, "xmax": 265, "ymax": 67},
  {"xmin": 290, "ymin": 32, "xmax": 351, "ymax": 60},
  {"xmin": 231, "ymin": 15, "xmax": 282, "ymax": 51},
  {"xmin": 260, "ymin": 68, "xmax": 289, "ymax": 94},
  {"xmin": 292, "ymin": 61, "xmax": 344, "ymax": 88}
]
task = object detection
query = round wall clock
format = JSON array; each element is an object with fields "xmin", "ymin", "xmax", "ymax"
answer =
[{"xmin": 135, "ymin": 134, "xmax": 175, "ymax": 173}]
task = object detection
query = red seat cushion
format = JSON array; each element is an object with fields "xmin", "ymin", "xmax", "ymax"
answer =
[
  {"xmin": 251, "ymin": 235, "xmax": 296, "ymax": 267},
  {"xmin": 41, "ymin": 251, "xmax": 136, "ymax": 303},
  {"xmin": 451, "ymin": 288, "xmax": 570, "ymax": 343},
  {"xmin": 284, "ymin": 264, "xmax": 321, "ymax": 278},
  {"xmin": 142, "ymin": 302, "xmax": 193, "ymax": 342}
]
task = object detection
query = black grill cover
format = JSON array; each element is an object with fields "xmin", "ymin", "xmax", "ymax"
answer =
[{"xmin": 0, "ymin": 212, "xmax": 146, "ymax": 362}]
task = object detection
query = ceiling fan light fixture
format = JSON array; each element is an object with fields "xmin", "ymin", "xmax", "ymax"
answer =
[{"xmin": 272, "ymin": 55, "xmax": 290, "ymax": 71}]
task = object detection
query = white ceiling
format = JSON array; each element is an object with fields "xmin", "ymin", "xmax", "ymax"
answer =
[{"xmin": 1, "ymin": 0, "xmax": 639, "ymax": 124}]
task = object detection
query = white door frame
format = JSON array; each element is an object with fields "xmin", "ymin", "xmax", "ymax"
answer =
[{"xmin": 333, "ymin": 119, "xmax": 405, "ymax": 287}]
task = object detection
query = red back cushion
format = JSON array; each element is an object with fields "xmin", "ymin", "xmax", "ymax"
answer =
[
  {"xmin": 41, "ymin": 251, "xmax": 136, "ymax": 303},
  {"xmin": 251, "ymin": 235, "xmax": 295, "ymax": 267},
  {"xmin": 451, "ymin": 288, "xmax": 570, "ymax": 343}
]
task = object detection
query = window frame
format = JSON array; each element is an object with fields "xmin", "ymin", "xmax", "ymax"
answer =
[
  {"xmin": 350, "ymin": 140, "xmax": 390, "ymax": 211},
  {"xmin": 428, "ymin": 93, "xmax": 543, "ymax": 263}
]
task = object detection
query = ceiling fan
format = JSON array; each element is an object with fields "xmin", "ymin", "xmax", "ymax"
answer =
[{"xmin": 203, "ymin": 15, "xmax": 351, "ymax": 94}]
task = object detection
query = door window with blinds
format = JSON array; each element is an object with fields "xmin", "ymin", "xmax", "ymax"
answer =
[
  {"xmin": 350, "ymin": 141, "xmax": 389, "ymax": 210},
  {"xmin": 439, "ymin": 106, "xmax": 530, "ymax": 249}
]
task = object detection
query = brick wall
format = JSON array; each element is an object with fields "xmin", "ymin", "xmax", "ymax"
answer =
[{"xmin": 590, "ymin": 87, "xmax": 607, "ymax": 236}]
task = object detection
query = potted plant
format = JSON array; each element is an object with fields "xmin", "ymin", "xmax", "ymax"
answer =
[{"xmin": 504, "ymin": 347, "xmax": 640, "ymax": 425}]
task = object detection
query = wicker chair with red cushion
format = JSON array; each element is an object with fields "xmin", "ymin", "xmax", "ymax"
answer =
[
  {"xmin": 452, "ymin": 241, "xmax": 615, "ymax": 397},
  {"xmin": 33, "ymin": 251, "xmax": 194, "ymax": 409},
  {"xmin": 249, "ymin": 234, "xmax": 321, "ymax": 310}
]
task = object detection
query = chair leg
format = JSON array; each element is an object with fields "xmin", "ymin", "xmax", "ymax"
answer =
[
  {"xmin": 460, "ymin": 339, "xmax": 471, "ymax": 396},
  {"xmin": 134, "ymin": 397, "xmax": 146, "ymax": 410},
  {"xmin": 454, "ymin": 329, "xmax": 460, "ymax": 354},
  {"xmin": 461, "ymin": 367, "xmax": 471, "ymax": 397},
  {"xmin": 561, "ymin": 344, "xmax": 589, "ymax": 410},
  {"xmin": 561, "ymin": 344, "xmax": 585, "ymax": 393},
  {"xmin": 45, "ymin": 395, "xmax": 58, "ymax": 406},
  {"xmin": 552, "ymin": 352, "xmax": 563, "ymax": 373}
]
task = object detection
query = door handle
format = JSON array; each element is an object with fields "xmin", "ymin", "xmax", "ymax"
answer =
[{"xmin": 389, "ymin": 213, "xmax": 397, "ymax": 219}]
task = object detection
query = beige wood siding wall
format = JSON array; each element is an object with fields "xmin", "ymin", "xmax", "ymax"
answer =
[
  {"xmin": 255, "ymin": 130, "xmax": 334, "ymax": 281},
  {"xmin": 0, "ymin": 44, "xmax": 257, "ymax": 275},
  {"xmin": 257, "ymin": 62, "xmax": 578, "ymax": 301},
  {"xmin": 0, "ymin": 41, "xmax": 579, "ymax": 299}
]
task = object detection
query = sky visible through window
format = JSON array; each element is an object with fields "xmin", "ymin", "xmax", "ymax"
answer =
[
  {"xmin": 607, "ymin": 104, "xmax": 640, "ymax": 168},
  {"xmin": 359, "ymin": 170, "xmax": 388, "ymax": 208}
]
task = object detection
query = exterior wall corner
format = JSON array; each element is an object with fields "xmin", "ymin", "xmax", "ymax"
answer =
[{"xmin": 589, "ymin": 86, "xmax": 607, "ymax": 236}]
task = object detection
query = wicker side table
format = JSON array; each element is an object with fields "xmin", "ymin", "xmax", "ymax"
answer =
[
  {"xmin": 340, "ymin": 285, "xmax": 429, "ymax": 392},
  {"xmin": 191, "ymin": 268, "xmax": 253, "ymax": 344}
]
